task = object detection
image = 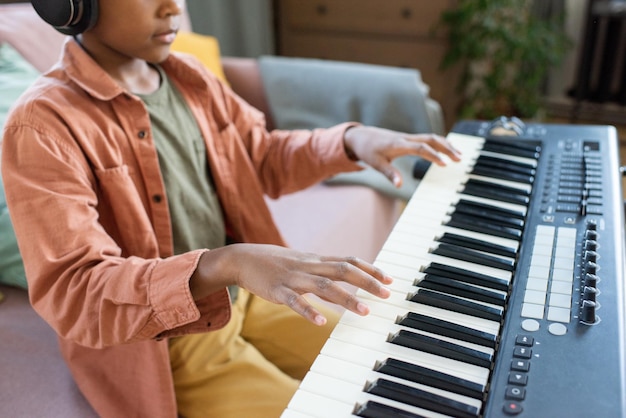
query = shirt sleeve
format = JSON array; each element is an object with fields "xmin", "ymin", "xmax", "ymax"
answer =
[
  {"xmin": 203, "ymin": 72, "xmax": 364, "ymax": 198},
  {"xmin": 1, "ymin": 106, "xmax": 231, "ymax": 349}
]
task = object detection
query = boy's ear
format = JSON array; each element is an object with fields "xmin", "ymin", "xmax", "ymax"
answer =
[{"xmin": 31, "ymin": 0, "xmax": 99, "ymax": 36}]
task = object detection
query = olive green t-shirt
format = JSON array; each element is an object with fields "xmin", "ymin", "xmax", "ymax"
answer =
[{"xmin": 138, "ymin": 65, "xmax": 234, "ymax": 298}]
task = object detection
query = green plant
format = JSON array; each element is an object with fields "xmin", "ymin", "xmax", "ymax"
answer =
[{"xmin": 439, "ymin": 0, "xmax": 571, "ymax": 120}]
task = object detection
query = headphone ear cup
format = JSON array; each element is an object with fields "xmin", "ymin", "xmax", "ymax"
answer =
[
  {"xmin": 31, "ymin": 0, "xmax": 99, "ymax": 36},
  {"xmin": 67, "ymin": 0, "xmax": 99, "ymax": 36}
]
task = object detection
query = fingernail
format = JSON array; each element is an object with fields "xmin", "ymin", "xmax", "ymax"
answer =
[
  {"xmin": 357, "ymin": 302, "xmax": 369, "ymax": 315},
  {"xmin": 314, "ymin": 314, "xmax": 327, "ymax": 326},
  {"xmin": 380, "ymin": 287, "xmax": 391, "ymax": 298}
]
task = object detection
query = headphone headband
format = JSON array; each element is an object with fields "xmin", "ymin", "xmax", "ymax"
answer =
[{"xmin": 31, "ymin": 0, "xmax": 99, "ymax": 36}]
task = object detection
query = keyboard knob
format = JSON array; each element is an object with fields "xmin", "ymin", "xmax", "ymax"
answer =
[
  {"xmin": 583, "ymin": 286, "xmax": 598, "ymax": 302},
  {"xmin": 581, "ymin": 300, "xmax": 597, "ymax": 324},
  {"xmin": 586, "ymin": 220, "xmax": 598, "ymax": 231},
  {"xmin": 585, "ymin": 240, "xmax": 598, "ymax": 251},
  {"xmin": 585, "ymin": 262, "xmax": 598, "ymax": 275},
  {"xmin": 584, "ymin": 251, "xmax": 598, "ymax": 263},
  {"xmin": 585, "ymin": 273, "xmax": 599, "ymax": 287},
  {"xmin": 585, "ymin": 230, "xmax": 598, "ymax": 240}
]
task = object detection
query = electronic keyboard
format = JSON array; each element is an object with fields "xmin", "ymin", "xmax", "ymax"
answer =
[{"xmin": 282, "ymin": 120, "xmax": 626, "ymax": 418}]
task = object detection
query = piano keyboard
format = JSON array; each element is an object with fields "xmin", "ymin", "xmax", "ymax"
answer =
[{"xmin": 283, "ymin": 122, "xmax": 626, "ymax": 418}]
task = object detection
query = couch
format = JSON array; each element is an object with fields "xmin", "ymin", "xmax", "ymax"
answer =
[{"xmin": 0, "ymin": 3, "xmax": 442, "ymax": 416}]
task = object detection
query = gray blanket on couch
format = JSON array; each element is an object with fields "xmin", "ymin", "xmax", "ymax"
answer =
[{"xmin": 258, "ymin": 55, "xmax": 445, "ymax": 200}]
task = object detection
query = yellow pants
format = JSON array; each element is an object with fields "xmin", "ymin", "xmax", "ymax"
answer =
[{"xmin": 169, "ymin": 289, "xmax": 340, "ymax": 418}]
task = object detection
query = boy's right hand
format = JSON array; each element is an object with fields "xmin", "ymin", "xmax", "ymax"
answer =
[{"xmin": 190, "ymin": 243, "xmax": 392, "ymax": 325}]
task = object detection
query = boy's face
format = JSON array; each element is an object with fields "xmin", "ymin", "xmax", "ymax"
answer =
[{"xmin": 81, "ymin": 0, "xmax": 184, "ymax": 65}]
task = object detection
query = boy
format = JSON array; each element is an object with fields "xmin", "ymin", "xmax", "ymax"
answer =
[{"xmin": 1, "ymin": 0, "xmax": 461, "ymax": 417}]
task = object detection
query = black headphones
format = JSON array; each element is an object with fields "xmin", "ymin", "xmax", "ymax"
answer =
[{"xmin": 31, "ymin": 0, "xmax": 99, "ymax": 36}]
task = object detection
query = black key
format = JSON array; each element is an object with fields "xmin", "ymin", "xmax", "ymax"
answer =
[
  {"xmin": 419, "ymin": 274, "xmax": 507, "ymax": 306},
  {"xmin": 460, "ymin": 189, "xmax": 528, "ymax": 207},
  {"xmin": 482, "ymin": 140, "xmax": 540, "ymax": 159},
  {"xmin": 409, "ymin": 288, "xmax": 503, "ymax": 322},
  {"xmin": 456, "ymin": 198, "xmax": 526, "ymax": 220},
  {"xmin": 431, "ymin": 242, "xmax": 516, "ymax": 271},
  {"xmin": 450, "ymin": 211, "xmax": 523, "ymax": 232},
  {"xmin": 374, "ymin": 357, "xmax": 486, "ymax": 399},
  {"xmin": 484, "ymin": 137, "xmax": 542, "ymax": 153},
  {"xmin": 462, "ymin": 181, "xmax": 530, "ymax": 206},
  {"xmin": 452, "ymin": 202, "xmax": 525, "ymax": 229},
  {"xmin": 446, "ymin": 215, "xmax": 523, "ymax": 240},
  {"xmin": 471, "ymin": 165, "xmax": 534, "ymax": 184},
  {"xmin": 354, "ymin": 400, "xmax": 426, "ymax": 418},
  {"xmin": 397, "ymin": 312, "xmax": 499, "ymax": 348},
  {"xmin": 364, "ymin": 378, "xmax": 481, "ymax": 418},
  {"xmin": 466, "ymin": 178, "xmax": 531, "ymax": 197},
  {"xmin": 438, "ymin": 232, "xmax": 518, "ymax": 258},
  {"xmin": 388, "ymin": 329, "xmax": 493, "ymax": 369},
  {"xmin": 475, "ymin": 155, "xmax": 536, "ymax": 175},
  {"xmin": 421, "ymin": 263, "xmax": 509, "ymax": 292}
]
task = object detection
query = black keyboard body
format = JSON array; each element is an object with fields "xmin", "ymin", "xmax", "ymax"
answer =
[{"xmin": 453, "ymin": 120, "xmax": 626, "ymax": 417}]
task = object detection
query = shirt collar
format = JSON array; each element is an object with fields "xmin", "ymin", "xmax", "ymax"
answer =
[{"xmin": 61, "ymin": 38, "xmax": 208, "ymax": 102}]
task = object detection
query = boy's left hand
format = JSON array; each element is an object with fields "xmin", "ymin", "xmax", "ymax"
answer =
[{"xmin": 343, "ymin": 126, "xmax": 462, "ymax": 187}]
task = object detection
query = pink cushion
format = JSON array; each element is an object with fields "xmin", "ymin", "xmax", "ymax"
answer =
[
  {"xmin": 266, "ymin": 183, "xmax": 399, "ymax": 263},
  {"xmin": 0, "ymin": 285, "xmax": 97, "ymax": 416}
]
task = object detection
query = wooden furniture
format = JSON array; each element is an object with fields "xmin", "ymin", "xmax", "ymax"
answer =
[
  {"xmin": 547, "ymin": 0, "xmax": 626, "ymax": 128},
  {"xmin": 572, "ymin": 0, "xmax": 626, "ymax": 115},
  {"xmin": 275, "ymin": 0, "xmax": 459, "ymax": 129}
]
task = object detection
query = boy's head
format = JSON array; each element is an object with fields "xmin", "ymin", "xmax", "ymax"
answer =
[
  {"xmin": 31, "ymin": 0, "xmax": 185, "ymax": 66},
  {"xmin": 31, "ymin": 0, "xmax": 99, "ymax": 36}
]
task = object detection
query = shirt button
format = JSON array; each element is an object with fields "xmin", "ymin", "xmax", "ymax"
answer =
[
  {"xmin": 152, "ymin": 194, "xmax": 163, "ymax": 203},
  {"xmin": 138, "ymin": 130, "xmax": 147, "ymax": 139}
]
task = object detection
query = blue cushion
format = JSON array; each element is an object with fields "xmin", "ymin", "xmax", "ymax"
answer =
[{"xmin": 0, "ymin": 43, "xmax": 40, "ymax": 290}]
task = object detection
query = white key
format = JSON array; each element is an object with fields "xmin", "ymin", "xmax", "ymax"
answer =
[
  {"xmin": 319, "ymin": 337, "xmax": 486, "ymax": 389},
  {"xmin": 280, "ymin": 409, "xmax": 317, "ymax": 418},
  {"xmin": 394, "ymin": 216, "xmax": 521, "ymax": 251},
  {"xmin": 376, "ymin": 246, "xmax": 512, "ymax": 282},
  {"xmin": 328, "ymin": 323, "xmax": 491, "ymax": 382},
  {"xmin": 479, "ymin": 149, "xmax": 538, "ymax": 167},
  {"xmin": 309, "ymin": 354, "xmax": 483, "ymax": 413},
  {"xmin": 467, "ymin": 173, "xmax": 533, "ymax": 194},
  {"xmin": 284, "ymin": 389, "xmax": 357, "ymax": 418},
  {"xmin": 288, "ymin": 374, "xmax": 456, "ymax": 418},
  {"xmin": 338, "ymin": 309, "xmax": 495, "ymax": 358},
  {"xmin": 356, "ymin": 290, "xmax": 502, "ymax": 335},
  {"xmin": 388, "ymin": 277, "xmax": 508, "ymax": 307},
  {"xmin": 407, "ymin": 178, "xmax": 529, "ymax": 215},
  {"xmin": 448, "ymin": 193, "xmax": 528, "ymax": 216}
]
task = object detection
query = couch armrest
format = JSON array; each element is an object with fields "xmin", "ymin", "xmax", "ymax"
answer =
[{"xmin": 221, "ymin": 56, "xmax": 275, "ymax": 130}]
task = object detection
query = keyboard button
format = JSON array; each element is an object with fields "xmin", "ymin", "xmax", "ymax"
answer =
[
  {"xmin": 508, "ymin": 372, "xmax": 528, "ymax": 385},
  {"xmin": 505, "ymin": 386, "xmax": 526, "ymax": 400},
  {"xmin": 511, "ymin": 360, "xmax": 530, "ymax": 372}
]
